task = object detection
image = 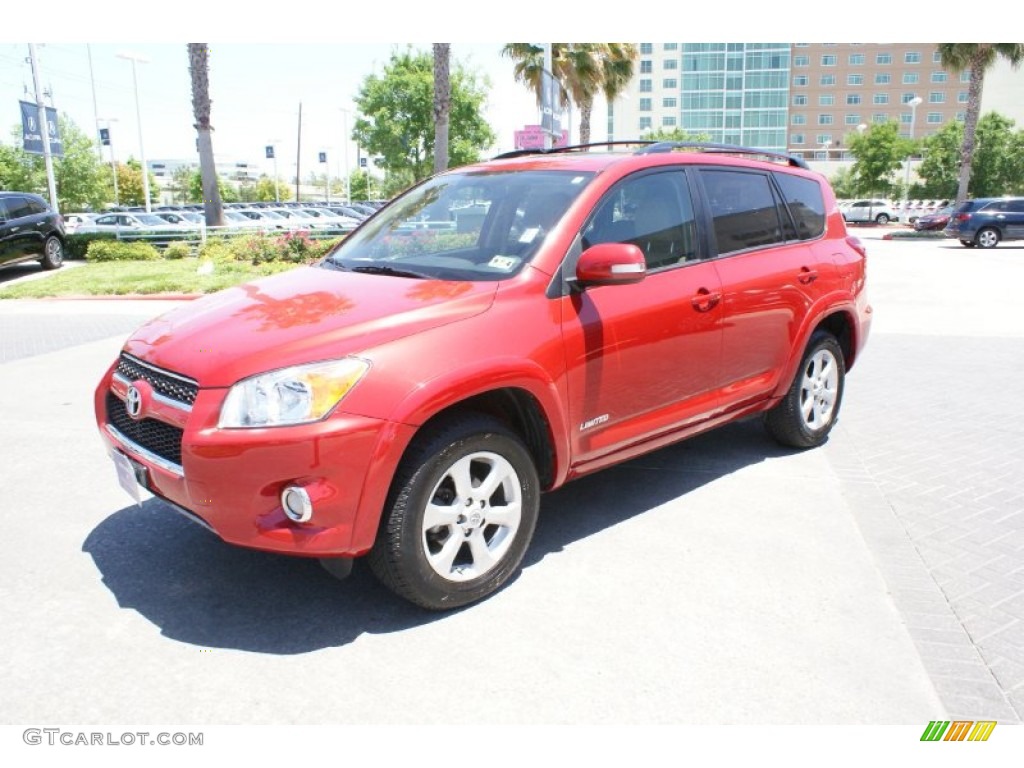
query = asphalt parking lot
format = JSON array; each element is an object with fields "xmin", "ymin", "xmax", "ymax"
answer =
[{"xmin": 0, "ymin": 234, "xmax": 1021, "ymax": 728}]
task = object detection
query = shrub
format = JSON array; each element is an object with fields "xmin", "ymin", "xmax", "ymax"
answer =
[
  {"xmin": 163, "ymin": 242, "xmax": 192, "ymax": 260},
  {"xmin": 86, "ymin": 240, "xmax": 161, "ymax": 262},
  {"xmin": 65, "ymin": 233, "xmax": 116, "ymax": 259}
]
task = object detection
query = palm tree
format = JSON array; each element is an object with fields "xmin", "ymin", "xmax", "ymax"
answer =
[
  {"xmin": 433, "ymin": 44, "xmax": 451, "ymax": 174},
  {"xmin": 937, "ymin": 44, "xmax": 1024, "ymax": 203},
  {"xmin": 502, "ymin": 43, "xmax": 637, "ymax": 146},
  {"xmin": 187, "ymin": 43, "xmax": 224, "ymax": 226}
]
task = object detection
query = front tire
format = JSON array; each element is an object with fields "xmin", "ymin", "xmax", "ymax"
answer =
[
  {"xmin": 367, "ymin": 414, "xmax": 540, "ymax": 610},
  {"xmin": 875, "ymin": 213, "xmax": 890, "ymax": 225},
  {"xmin": 40, "ymin": 235, "xmax": 64, "ymax": 270},
  {"xmin": 764, "ymin": 332, "xmax": 845, "ymax": 449},
  {"xmin": 975, "ymin": 227, "xmax": 1000, "ymax": 249}
]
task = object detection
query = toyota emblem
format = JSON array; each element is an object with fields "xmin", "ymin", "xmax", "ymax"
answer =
[{"xmin": 126, "ymin": 385, "xmax": 143, "ymax": 419}]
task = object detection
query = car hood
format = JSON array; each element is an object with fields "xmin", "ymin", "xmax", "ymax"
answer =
[{"xmin": 122, "ymin": 265, "xmax": 498, "ymax": 387}]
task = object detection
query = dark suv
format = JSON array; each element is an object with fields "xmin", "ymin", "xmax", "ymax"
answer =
[
  {"xmin": 0, "ymin": 191, "xmax": 65, "ymax": 271},
  {"xmin": 95, "ymin": 141, "xmax": 871, "ymax": 610},
  {"xmin": 944, "ymin": 196, "xmax": 1024, "ymax": 248}
]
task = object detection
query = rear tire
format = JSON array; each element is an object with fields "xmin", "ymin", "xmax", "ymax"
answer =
[
  {"xmin": 367, "ymin": 413, "xmax": 540, "ymax": 610},
  {"xmin": 40, "ymin": 235, "xmax": 64, "ymax": 270},
  {"xmin": 765, "ymin": 332, "xmax": 845, "ymax": 449}
]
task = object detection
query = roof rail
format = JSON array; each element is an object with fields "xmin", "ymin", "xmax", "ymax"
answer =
[
  {"xmin": 493, "ymin": 140, "xmax": 657, "ymax": 160},
  {"xmin": 635, "ymin": 141, "xmax": 810, "ymax": 170}
]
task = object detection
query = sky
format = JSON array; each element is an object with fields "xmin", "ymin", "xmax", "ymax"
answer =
[{"xmin": 0, "ymin": 5, "xmax": 970, "ymax": 184}]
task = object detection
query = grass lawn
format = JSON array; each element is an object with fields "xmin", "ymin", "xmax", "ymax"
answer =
[{"xmin": 0, "ymin": 258, "xmax": 303, "ymax": 299}]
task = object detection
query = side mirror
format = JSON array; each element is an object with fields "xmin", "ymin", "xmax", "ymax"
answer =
[{"xmin": 574, "ymin": 242, "xmax": 646, "ymax": 287}]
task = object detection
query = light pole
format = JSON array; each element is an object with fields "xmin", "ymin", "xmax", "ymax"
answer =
[
  {"xmin": 903, "ymin": 96, "xmax": 923, "ymax": 223},
  {"xmin": 99, "ymin": 117, "xmax": 120, "ymax": 207},
  {"xmin": 117, "ymin": 51, "xmax": 151, "ymax": 212},
  {"xmin": 339, "ymin": 108, "xmax": 352, "ymax": 204},
  {"xmin": 856, "ymin": 123, "xmax": 868, "ymax": 197},
  {"xmin": 821, "ymin": 139, "xmax": 832, "ymax": 163}
]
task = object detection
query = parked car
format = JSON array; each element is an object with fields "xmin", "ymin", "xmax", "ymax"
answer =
[
  {"xmin": 944, "ymin": 197, "xmax": 1024, "ymax": 248},
  {"xmin": 913, "ymin": 205, "xmax": 955, "ymax": 231},
  {"xmin": 76, "ymin": 212, "xmax": 178, "ymax": 235},
  {"xmin": 94, "ymin": 141, "xmax": 871, "ymax": 610},
  {"xmin": 62, "ymin": 212, "xmax": 97, "ymax": 234},
  {"xmin": 0, "ymin": 191, "xmax": 66, "ymax": 271},
  {"xmin": 842, "ymin": 199, "xmax": 897, "ymax": 225}
]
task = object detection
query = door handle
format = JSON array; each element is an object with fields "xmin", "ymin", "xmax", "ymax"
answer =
[
  {"xmin": 798, "ymin": 267, "xmax": 818, "ymax": 284},
  {"xmin": 691, "ymin": 287, "xmax": 721, "ymax": 312}
]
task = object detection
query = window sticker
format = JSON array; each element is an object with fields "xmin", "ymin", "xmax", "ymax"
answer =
[
  {"xmin": 488, "ymin": 256, "xmax": 520, "ymax": 271},
  {"xmin": 518, "ymin": 227, "xmax": 540, "ymax": 244}
]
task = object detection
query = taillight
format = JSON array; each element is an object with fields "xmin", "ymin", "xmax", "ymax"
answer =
[{"xmin": 955, "ymin": 213, "xmax": 971, "ymax": 222}]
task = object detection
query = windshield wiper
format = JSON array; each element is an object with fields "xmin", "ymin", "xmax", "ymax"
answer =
[{"xmin": 349, "ymin": 264, "xmax": 432, "ymax": 280}]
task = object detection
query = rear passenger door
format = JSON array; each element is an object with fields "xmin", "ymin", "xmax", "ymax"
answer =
[
  {"xmin": 0, "ymin": 196, "xmax": 39, "ymax": 263},
  {"xmin": 698, "ymin": 168, "xmax": 837, "ymax": 411}
]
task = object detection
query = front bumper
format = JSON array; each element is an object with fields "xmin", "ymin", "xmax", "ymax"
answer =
[{"xmin": 95, "ymin": 360, "xmax": 414, "ymax": 557}]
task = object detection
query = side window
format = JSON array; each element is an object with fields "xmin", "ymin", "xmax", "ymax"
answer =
[
  {"xmin": 6, "ymin": 196, "xmax": 33, "ymax": 220},
  {"xmin": 0, "ymin": 200, "xmax": 8, "ymax": 224},
  {"xmin": 700, "ymin": 170, "xmax": 786, "ymax": 254},
  {"xmin": 773, "ymin": 172, "xmax": 826, "ymax": 239},
  {"xmin": 582, "ymin": 171, "xmax": 698, "ymax": 271},
  {"xmin": 25, "ymin": 198, "xmax": 47, "ymax": 216},
  {"xmin": 1005, "ymin": 199, "xmax": 1024, "ymax": 213}
]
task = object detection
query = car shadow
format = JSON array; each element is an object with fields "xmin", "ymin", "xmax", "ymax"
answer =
[{"xmin": 82, "ymin": 419, "xmax": 789, "ymax": 655}]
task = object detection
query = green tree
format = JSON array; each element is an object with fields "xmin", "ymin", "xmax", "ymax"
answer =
[
  {"xmin": 2, "ymin": 117, "xmax": 109, "ymax": 210},
  {"xmin": 641, "ymin": 127, "xmax": 711, "ymax": 142},
  {"xmin": 353, "ymin": 48, "xmax": 494, "ymax": 183},
  {"xmin": 433, "ymin": 43, "xmax": 451, "ymax": 173},
  {"xmin": 847, "ymin": 122, "xmax": 913, "ymax": 197},
  {"xmin": 347, "ymin": 169, "xmax": 377, "ymax": 201},
  {"xmin": 188, "ymin": 169, "xmax": 237, "ymax": 204},
  {"xmin": 118, "ymin": 159, "xmax": 152, "ymax": 206},
  {"xmin": 503, "ymin": 43, "xmax": 638, "ymax": 145},
  {"xmin": 916, "ymin": 120, "xmax": 962, "ymax": 198},
  {"xmin": 188, "ymin": 43, "xmax": 225, "ymax": 225},
  {"xmin": 937, "ymin": 44, "xmax": 1024, "ymax": 203},
  {"xmin": 917, "ymin": 112, "xmax": 1024, "ymax": 197},
  {"xmin": 827, "ymin": 166, "xmax": 859, "ymax": 199},
  {"xmin": 255, "ymin": 175, "xmax": 291, "ymax": 202}
]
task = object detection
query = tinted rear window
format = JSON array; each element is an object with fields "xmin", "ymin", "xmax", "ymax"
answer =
[
  {"xmin": 774, "ymin": 173, "xmax": 826, "ymax": 239},
  {"xmin": 700, "ymin": 169, "xmax": 786, "ymax": 254}
]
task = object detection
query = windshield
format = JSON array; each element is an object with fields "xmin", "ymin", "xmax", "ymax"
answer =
[
  {"xmin": 138, "ymin": 214, "xmax": 168, "ymax": 226},
  {"xmin": 322, "ymin": 169, "xmax": 594, "ymax": 281}
]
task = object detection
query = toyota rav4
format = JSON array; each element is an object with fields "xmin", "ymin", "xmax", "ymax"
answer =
[{"xmin": 95, "ymin": 142, "xmax": 871, "ymax": 610}]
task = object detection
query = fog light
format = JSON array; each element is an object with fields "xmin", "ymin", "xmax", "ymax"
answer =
[{"xmin": 281, "ymin": 486, "xmax": 313, "ymax": 523}]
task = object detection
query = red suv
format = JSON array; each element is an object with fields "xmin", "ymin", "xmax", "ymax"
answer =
[{"xmin": 95, "ymin": 142, "xmax": 871, "ymax": 610}]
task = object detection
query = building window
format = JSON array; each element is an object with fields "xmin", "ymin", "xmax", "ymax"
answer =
[
  {"xmin": 639, "ymin": 116, "xmax": 652, "ymax": 130},
  {"xmin": 933, "ymin": 50, "xmax": 942, "ymax": 63},
  {"xmin": 927, "ymin": 112, "xmax": 942, "ymax": 124},
  {"xmin": 663, "ymin": 78, "xmax": 677, "ymax": 89},
  {"xmin": 791, "ymin": 114, "xmax": 807, "ymax": 125},
  {"xmin": 958, "ymin": 91, "xmax": 969, "ymax": 103},
  {"xmin": 900, "ymin": 113, "xmax": 913, "ymax": 124},
  {"xmin": 930, "ymin": 92, "xmax": 945, "ymax": 103},
  {"xmin": 791, "ymin": 133, "xmax": 805, "ymax": 145},
  {"xmin": 663, "ymin": 43, "xmax": 678, "ymax": 51},
  {"xmin": 818, "ymin": 114, "xmax": 834, "ymax": 125},
  {"xmin": 662, "ymin": 116, "xmax": 677, "ymax": 126},
  {"xmin": 849, "ymin": 53, "xmax": 865, "ymax": 65},
  {"xmin": 664, "ymin": 59, "xmax": 678, "ymax": 69},
  {"xmin": 793, "ymin": 75, "xmax": 808, "ymax": 87},
  {"xmin": 903, "ymin": 72, "xmax": 919, "ymax": 84},
  {"xmin": 848, "ymin": 74, "xmax": 864, "ymax": 85},
  {"xmin": 819, "ymin": 94, "xmax": 835, "ymax": 106},
  {"xmin": 956, "ymin": 112, "xmax": 966, "ymax": 121},
  {"xmin": 640, "ymin": 60, "xmax": 652, "ymax": 74},
  {"xmin": 639, "ymin": 79, "xmax": 652, "ymax": 93},
  {"xmin": 821, "ymin": 74, "xmax": 836, "ymax": 86},
  {"xmin": 845, "ymin": 114, "xmax": 861, "ymax": 125},
  {"xmin": 640, "ymin": 43, "xmax": 653, "ymax": 55},
  {"xmin": 663, "ymin": 97, "xmax": 677, "ymax": 108},
  {"xmin": 793, "ymin": 94, "xmax": 808, "ymax": 106},
  {"xmin": 821, "ymin": 55, "xmax": 837, "ymax": 66},
  {"xmin": 873, "ymin": 93, "xmax": 889, "ymax": 105},
  {"xmin": 875, "ymin": 73, "xmax": 891, "ymax": 85},
  {"xmin": 873, "ymin": 113, "xmax": 887, "ymax": 123},
  {"xmin": 931, "ymin": 71, "xmax": 948, "ymax": 83},
  {"xmin": 905, "ymin": 52, "xmax": 922, "ymax": 64},
  {"xmin": 639, "ymin": 98, "xmax": 652, "ymax": 111},
  {"xmin": 961, "ymin": 71, "xmax": 971, "ymax": 82},
  {"xmin": 876, "ymin": 53, "xmax": 892, "ymax": 65},
  {"xmin": 816, "ymin": 133, "xmax": 833, "ymax": 145},
  {"xmin": 847, "ymin": 94, "xmax": 862, "ymax": 105},
  {"xmin": 794, "ymin": 55, "xmax": 809, "ymax": 66}
]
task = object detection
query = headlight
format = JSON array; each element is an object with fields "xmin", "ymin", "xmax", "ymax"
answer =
[{"xmin": 218, "ymin": 358, "xmax": 369, "ymax": 428}]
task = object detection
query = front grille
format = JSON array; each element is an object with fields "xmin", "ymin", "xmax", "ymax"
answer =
[
  {"xmin": 106, "ymin": 392, "xmax": 184, "ymax": 466},
  {"xmin": 117, "ymin": 353, "xmax": 198, "ymax": 407}
]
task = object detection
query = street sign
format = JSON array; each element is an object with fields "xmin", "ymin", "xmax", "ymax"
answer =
[
  {"xmin": 319, "ymin": 152, "xmax": 327, "ymax": 163},
  {"xmin": 99, "ymin": 128, "xmax": 110, "ymax": 146},
  {"xmin": 265, "ymin": 145, "xmax": 275, "ymax": 159}
]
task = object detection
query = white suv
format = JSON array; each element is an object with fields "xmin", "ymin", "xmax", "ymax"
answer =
[{"xmin": 843, "ymin": 199, "xmax": 896, "ymax": 225}]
